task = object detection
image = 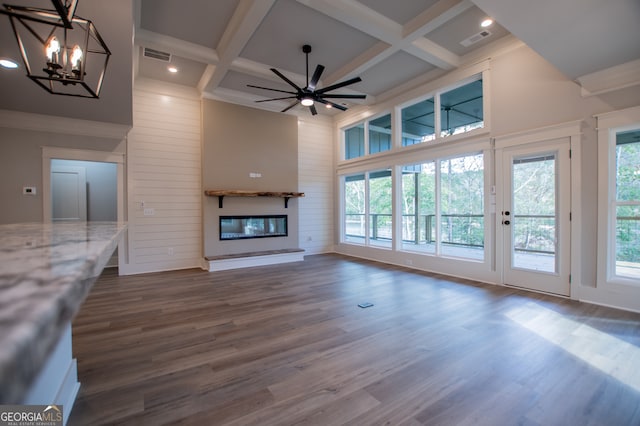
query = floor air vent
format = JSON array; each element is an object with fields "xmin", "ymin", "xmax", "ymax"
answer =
[
  {"xmin": 460, "ymin": 30, "xmax": 492, "ymax": 47},
  {"xmin": 143, "ymin": 47, "xmax": 171, "ymax": 62}
]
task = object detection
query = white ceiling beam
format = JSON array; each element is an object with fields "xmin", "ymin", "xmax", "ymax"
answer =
[
  {"xmin": 200, "ymin": 0, "xmax": 276, "ymax": 93},
  {"xmin": 197, "ymin": 65, "xmax": 217, "ymax": 93},
  {"xmin": 296, "ymin": 0, "xmax": 402, "ymax": 43},
  {"xmin": 406, "ymin": 38, "xmax": 460, "ymax": 70},
  {"xmin": 295, "ymin": 0, "xmax": 464, "ymax": 82},
  {"xmin": 403, "ymin": 0, "xmax": 473, "ymax": 39}
]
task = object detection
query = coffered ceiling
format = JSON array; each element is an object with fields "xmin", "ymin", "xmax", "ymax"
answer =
[
  {"xmin": 0, "ymin": 0, "xmax": 638, "ymax": 126},
  {"xmin": 135, "ymin": 0, "xmax": 512, "ymax": 116}
]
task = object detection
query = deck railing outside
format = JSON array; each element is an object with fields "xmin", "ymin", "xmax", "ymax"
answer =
[{"xmin": 346, "ymin": 213, "xmax": 640, "ymax": 261}]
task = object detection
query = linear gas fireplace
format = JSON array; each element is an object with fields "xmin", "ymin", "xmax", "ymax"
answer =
[{"xmin": 220, "ymin": 215, "xmax": 288, "ymax": 240}]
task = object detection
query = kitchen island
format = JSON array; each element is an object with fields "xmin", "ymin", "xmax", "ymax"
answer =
[{"xmin": 0, "ymin": 222, "xmax": 126, "ymax": 419}]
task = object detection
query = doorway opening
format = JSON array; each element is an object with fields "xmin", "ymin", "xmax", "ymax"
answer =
[{"xmin": 42, "ymin": 147, "xmax": 126, "ymax": 269}]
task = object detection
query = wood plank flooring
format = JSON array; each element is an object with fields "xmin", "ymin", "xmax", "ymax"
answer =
[{"xmin": 69, "ymin": 254, "xmax": 640, "ymax": 425}]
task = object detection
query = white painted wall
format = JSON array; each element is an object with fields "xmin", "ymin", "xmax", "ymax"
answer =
[
  {"xmin": 119, "ymin": 79, "xmax": 202, "ymax": 275},
  {"xmin": 298, "ymin": 115, "xmax": 335, "ymax": 254}
]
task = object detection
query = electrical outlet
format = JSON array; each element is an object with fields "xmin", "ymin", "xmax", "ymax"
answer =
[
  {"xmin": 168, "ymin": 247, "xmax": 174, "ymax": 256},
  {"xmin": 23, "ymin": 186, "xmax": 37, "ymax": 195}
]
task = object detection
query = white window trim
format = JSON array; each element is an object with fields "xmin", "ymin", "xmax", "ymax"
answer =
[{"xmin": 596, "ymin": 106, "xmax": 640, "ymax": 289}]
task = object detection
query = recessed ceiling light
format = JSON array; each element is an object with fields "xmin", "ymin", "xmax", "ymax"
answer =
[
  {"xmin": 481, "ymin": 18, "xmax": 493, "ymax": 28},
  {"xmin": 168, "ymin": 66, "xmax": 178, "ymax": 73},
  {"xmin": 0, "ymin": 58, "xmax": 19, "ymax": 69}
]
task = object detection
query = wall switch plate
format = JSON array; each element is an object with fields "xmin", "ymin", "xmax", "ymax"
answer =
[
  {"xmin": 144, "ymin": 208, "xmax": 155, "ymax": 216},
  {"xmin": 23, "ymin": 186, "xmax": 37, "ymax": 195}
]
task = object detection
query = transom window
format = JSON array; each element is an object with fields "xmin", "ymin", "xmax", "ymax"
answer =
[
  {"xmin": 343, "ymin": 76, "xmax": 484, "ymax": 160},
  {"xmin": 440, "ymin": 79, "xmax": 484, "ymax": 137}
]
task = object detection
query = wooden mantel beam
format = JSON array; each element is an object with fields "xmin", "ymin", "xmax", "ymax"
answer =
[{"xmin": 204, "ymin": 190, "xmax": 305, "ymax": 208}]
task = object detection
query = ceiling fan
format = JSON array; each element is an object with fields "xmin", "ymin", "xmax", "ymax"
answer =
[{"xmin": 248, "ymin": 44, "xmax": 365, "ymax": 115}]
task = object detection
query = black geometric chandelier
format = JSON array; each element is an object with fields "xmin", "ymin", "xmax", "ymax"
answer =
[{"xmin": 1, "ymin": 0, "xmax": 110, "ymax": 98}]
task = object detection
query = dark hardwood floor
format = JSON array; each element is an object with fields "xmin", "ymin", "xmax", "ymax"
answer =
[{"xmin": 69, "ymin": 254, "xmax": 640, "ymax": 425}]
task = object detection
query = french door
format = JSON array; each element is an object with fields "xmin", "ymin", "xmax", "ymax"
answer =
[{"xmin": 500, "ymin": 139, "xmax": 571, "ymax": 296}]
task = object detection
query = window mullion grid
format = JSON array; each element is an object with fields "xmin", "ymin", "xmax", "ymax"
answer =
[
  {"xmin": 365, "ymin": 172, "xmax": 370, "ymax": 245},
  {"xmin": 435, "ymin": 159, "xmax": 442, "ymax": 255},
  {"xmin": 434, "ymin": 93, "xmax": 442, "ymax": 142},
  {"xmin": 364, "ymin": 121, "xmax": 370, "ymax": 156}
]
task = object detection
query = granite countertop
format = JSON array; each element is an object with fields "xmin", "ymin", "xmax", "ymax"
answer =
[{"xmin": 0, "ymin": 221, "xmax": 127, "ymax": 403}]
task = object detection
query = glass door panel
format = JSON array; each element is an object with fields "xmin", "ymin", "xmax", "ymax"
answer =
[{"xmin": 511, "ymin": 154, "xmax": 557, "ymax": 273}]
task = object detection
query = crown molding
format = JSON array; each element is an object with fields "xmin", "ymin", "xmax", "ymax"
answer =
[
  {"xmin": 0, "ymin": 109, "xmax": 131, "ymax": 139},
  {"xmin": 577, "ymin": 59, "xmax": 640, "ymax": 97}
]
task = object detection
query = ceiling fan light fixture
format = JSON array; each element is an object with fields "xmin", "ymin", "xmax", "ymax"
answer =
[{"xmin": 247, "ymin": 44, "xmax": 365, "ymax": 116}]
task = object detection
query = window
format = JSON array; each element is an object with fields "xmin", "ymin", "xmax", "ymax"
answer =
[
  {"xmin": 401, "ymin": 162, "xmax": 436, "ymax": 253},
  {"xmin": 344, "ymin": 173, "xmax": 365, "ymax": 243},
  {"xmin": 368, "ymin": 169, "xmax": 392, "ymax": 247},
  {"xmin": 440, "ymin": 79, "xmax": 484, "ymax": 137},
  {"xmin": 399, "ymin": 153, "xmax": 484, "ymax": 260},
  {"xmin": 439, "ymin": 153, "xmax": 484, "ymax": 260},
  {"xmin": 402, "ymin": 98, "xmax": 435, "ymax": 146},
  {"xmin": 345, "ymin": 124, "xmax": 364, "ymax": 160},
  {"xmin": 614, "ymin": 129, "xmax": 640, "ymax": 279},
  {"xmin": 343, "ymin": 152, "xmax": 485, "ymax": 259},
  {"xmin": 369, "ymin": 114, "xmax": 392, "ymax": 154},
  {"xmin": 342, "ymin": 171, "xmax": 392, "ymax": 247}
]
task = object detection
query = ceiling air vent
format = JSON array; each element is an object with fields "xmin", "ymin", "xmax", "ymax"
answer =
[
  {"xmin": 460, "ymin": 30, "xmax": 492, "ymax": 47},
  {"xmin": 143, "ymin": 47, "xmax": 171, "ymax": 62}
]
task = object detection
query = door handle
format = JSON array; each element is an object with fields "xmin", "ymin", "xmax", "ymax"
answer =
[{"xmin": 503, "ymin": 220, "xmax": 510, "ymax": 225}]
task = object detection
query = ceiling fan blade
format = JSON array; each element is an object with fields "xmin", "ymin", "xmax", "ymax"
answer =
[
  {"xmin": 308, "ymin": 64, "xmax": 325, "ymax": 91},
  {"xmin": 271, "ymin": 68, "xmax": 302, "ymax": 92},
  {"xmin": 247, "ymin": 84, "xmax": 297, "ymax": 95},
  {"xmin": 316, "ymin": 76, "xmax": 362, "ymax": 94},
  {"xmin": 255, "ymin": 96, "xmax": 297, "ymax": 103},
  {"xmin": 320, "ymin": 94, "xmax": 366, "ymax": 99},
  {"xmin": 309, "ymin": 104, "xmax": 318, "ymax": 115},
  {"xmin": 317, "ymin": 98, "xmax": 347, "ymax": 111},
  {"xmin": 281, "ymin": 101, "xmax": 299, "ymax": 113}
]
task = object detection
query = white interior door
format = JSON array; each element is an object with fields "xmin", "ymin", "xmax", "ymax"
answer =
[
  {"xmin": 51, "ymin": 165, "xmax": 87, "ymax": 221},
  {"xmin": 501, "ymin": 139, "xmax": 571, "ymax": 296}
]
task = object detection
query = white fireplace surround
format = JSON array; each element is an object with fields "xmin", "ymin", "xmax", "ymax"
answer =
[{"xmin": 203, "ymin": 248, "xmax": 305, "ymax": 271}]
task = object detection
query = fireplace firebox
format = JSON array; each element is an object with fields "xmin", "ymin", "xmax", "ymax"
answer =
[{"xmin": 220, "ymin": 215, "xmax": 288, "ymax": 240}]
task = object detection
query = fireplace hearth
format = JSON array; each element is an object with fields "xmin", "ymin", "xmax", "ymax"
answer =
[{"xmin": 220, "ymin": 215, "xmax": 287, "ymax": 240}]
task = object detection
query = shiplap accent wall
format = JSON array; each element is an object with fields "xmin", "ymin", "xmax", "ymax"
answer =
[
  {"xmin": 121, "ymin": 79, "xmax": 202, "ymax": 275},
  {"xmin": 297, "ymin": 115, "xmax": 335, "ymax": 254}
]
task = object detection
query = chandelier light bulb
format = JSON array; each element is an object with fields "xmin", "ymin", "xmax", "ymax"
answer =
[
  {"xmin": 70, "ymin": 45, "xmax": 83, "ymax": 70},
  {"xmin": 45, "ymin": 36, "xmax": 60, "ymax": 64}
]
